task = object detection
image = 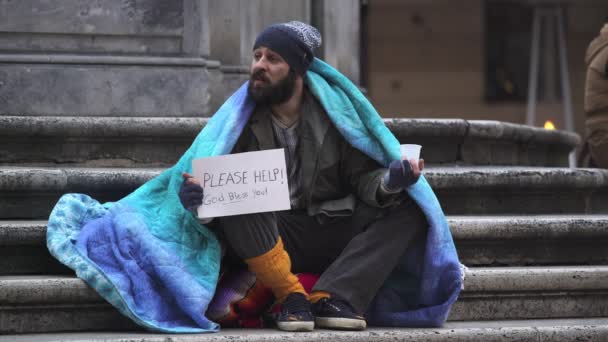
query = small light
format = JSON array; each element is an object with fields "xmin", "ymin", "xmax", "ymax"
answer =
[{"xmin": 544, "ymin": 121, "xmax": 556, "ymax": 130}]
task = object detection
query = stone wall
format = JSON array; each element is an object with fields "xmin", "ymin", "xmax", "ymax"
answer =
[
  {"xmin": 0, "ymin": 0, "xmax": 352, "ymax": 117},
  {"xmin": 0, "ymin": 0, "xmax": 212, "ymax": 116}
]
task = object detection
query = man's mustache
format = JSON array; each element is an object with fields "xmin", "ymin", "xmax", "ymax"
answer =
[{"xmin": 251, "ymin": 70, "xmax": 270, "ymax": 83}]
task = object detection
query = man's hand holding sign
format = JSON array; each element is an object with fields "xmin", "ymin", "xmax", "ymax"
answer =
[{"xmin": 179, "ymin": 149, "xmax": 291, "ymax": 219}]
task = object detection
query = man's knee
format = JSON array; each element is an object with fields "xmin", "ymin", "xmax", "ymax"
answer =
[
  {"xmin": 216, "ymin": 212, "xmax": 280, "ymax": 260},
  {"xmin": 382, "ymin": 200, "xmax": 428, "ymax": 239}
]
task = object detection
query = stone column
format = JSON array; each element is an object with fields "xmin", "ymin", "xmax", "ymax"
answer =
[
  {"xmin": 312, "ymin": 0, "xmax": 361, "ymax": 84},
  {"xmin": 207, "ymin": 0, "xmax": 311, "ymax": 106},
  {"xmin": 208, "ymin": 0, "xmax": 312, "ymax": 66}
]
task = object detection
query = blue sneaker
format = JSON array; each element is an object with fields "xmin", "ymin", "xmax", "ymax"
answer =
[
  {"xmin": 276, "ymin": 292, "xmax": 315, "ymax": 332},
  {"xmin": 313, "ymin": 297, "xmax": 366, "ymax": 330}
]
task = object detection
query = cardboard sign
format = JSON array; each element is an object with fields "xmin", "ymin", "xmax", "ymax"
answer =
[{"xmin": 192, "ymin": 149, "xmax": 291, "ymax": 218}]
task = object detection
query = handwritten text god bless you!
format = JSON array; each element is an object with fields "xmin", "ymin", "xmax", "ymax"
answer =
[{"xmin": 201, "ymin": 168, "xmax": 285, "ymax": 205}]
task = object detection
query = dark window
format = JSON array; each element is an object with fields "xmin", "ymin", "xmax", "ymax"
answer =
[{"xmin": 484, "ymin": 1, "xmax": 533, "ymax": 102}]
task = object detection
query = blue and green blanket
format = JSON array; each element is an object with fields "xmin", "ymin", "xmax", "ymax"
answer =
[{"xmin": 47, "ymin": 58, "xmax": 462, "ymax": 333}]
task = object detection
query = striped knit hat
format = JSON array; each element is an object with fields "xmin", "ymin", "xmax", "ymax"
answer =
[{"xmin": 253, "ymin": 21, "xmax": 322, "ymax": 75}]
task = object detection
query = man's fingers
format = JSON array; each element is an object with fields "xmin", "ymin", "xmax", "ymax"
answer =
[
  {"xmin": 183, "ymin": 192, "xmax": 203, "ymax": 205},
  {"xmin": 182, "ymin": 172, "xmax": 201, "ymax": 185},
  {"xmin": 409, "ymin": 159, "xmax": 421, "ymax": 177},
  {"xmin": 419, "ymin": 159, "xmax": 425, "ymax": 171}
]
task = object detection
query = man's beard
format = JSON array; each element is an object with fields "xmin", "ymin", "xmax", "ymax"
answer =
[{"xmin": 247, "ymin": 69, "xmax": 297, "ymax": 105}]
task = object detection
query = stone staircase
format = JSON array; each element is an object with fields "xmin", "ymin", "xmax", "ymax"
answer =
[{"xmin": 2, "ymin": 116, "xmax": 608, "ymax": 341}]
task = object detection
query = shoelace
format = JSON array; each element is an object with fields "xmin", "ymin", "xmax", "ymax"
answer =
[
  {"xmin": 282, "ymin": 295, "xmax": 311, "ymax": 314},
  {"xmin": 320, "ymin": 298, "xmax": 356, "ymax": 314}
]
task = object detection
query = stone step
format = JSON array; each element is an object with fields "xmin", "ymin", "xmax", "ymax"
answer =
[
  {"xmin": 3, "ymin": 319, "xmax": 608, "ymax": 342},
  {"xmin": 1, "ymin": 166, "xmax": 607, "ymax": 219},
  {"xmin": 0, "ymin": 116, "xmax": 578, "ymax": 167},
  {"xmin": 2, "ymin": 266, "xmax": 607, "ymax": 334},
  {"xmin": 3, "ymin": 215, "xmax": 607, "ymax": 275},
  {"xmin": 452, "ymin": 215, "xmax": 608, "ymax": 266},
  {"xmin": 0, "ymin": 221, "xmax": 71, "ymax": 275}
]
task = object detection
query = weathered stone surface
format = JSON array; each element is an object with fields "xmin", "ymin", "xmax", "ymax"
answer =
[
  {"xmin": 451, "ymin": 215, "xmax": 608, "ymax": 240},
  {"xmin": 452, "ymin": 266, "xmax": 608, "ymax": 320},
  {"xmin": 0, "ymin": 221, "xmax": 71, "ymax": 275},
  {"xmin": 2, "ymin": 267, "xmax": 608, "ymax": 333},
  {"xmin": 0, "ymin": 58, "xmax": 212, "ymax": 117},
  {"xmin": 451, "ymin": 215, "xmax": 608, "ymax": 265},
  {"xmin": 0, "ymin": 0, "xmax": 195, "ymax": 55},
  {"xmin": 0, "ymin": 117, "xmax": 579, "ymax": 166},
  {"xmin": 2, "ymin": 166, "xmax": 607, "ymax": 219},
  {"xmin": 0, "ymin": 167, "xmax": 161, "ymax": 219},
  {"xmin": 0, "ymin": 221, "xmax": 46, "ymax": 245},
  {"xmin": 315, "ymin": 0, "xmax": 361, "ymax": 84},
  {"xmin": 385, "ymin": 119, "xmax": 579, "ymax": 166},
  {"xmin": 0, "ymin": 116, "xmax": 205, "ymax": 166},
  {"xmin": 426, "ymin": 167, "xmax": 608, "ymax": 214},
  {"xmin": 208, "ymin": 65, "xmax": 249, "ymax": 114},
  {"xmin": 0, "ymin": 306, "xmax": 137, "ymax": 336},
  {"xmin": 0, "ymin": 245, "xmax": 71, "ymax": 275},
  {"xmin": 2, "ymin": 319, "xmax": 608, "ymax": 342},
  {"xmin": 0, "ymin": 276, "xmax": 102, "ymax": 305},
  {"xmin": 0, "ymin": 0, "xmax": 218, "ymax": 117},
  {"xmin": 4, "ymin": 215, "xmax": 608, "ymax": 274},
  {"xmin": 462, "ymin": 266, "xmax": 608, "ymax": 292}
]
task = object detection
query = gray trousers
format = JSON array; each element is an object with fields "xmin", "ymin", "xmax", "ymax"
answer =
[{"xmin": 212, "ymin": 198, "xmax": 427, "ymax": 313}]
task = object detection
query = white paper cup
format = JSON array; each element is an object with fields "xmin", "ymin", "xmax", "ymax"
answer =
[{"xmin": 400, "ymin": 144, "xmax": 422, "ymax": 161}]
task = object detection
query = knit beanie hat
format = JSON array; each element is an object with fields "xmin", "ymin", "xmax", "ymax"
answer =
[{"xmin": 253, "ymin": 21, "xmax": 322, "ymax": 75}]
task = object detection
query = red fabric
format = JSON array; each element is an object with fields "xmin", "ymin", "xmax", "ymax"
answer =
[{"xmin": 207, "ymin": 269, "xmax": 319, "ymax": 328}]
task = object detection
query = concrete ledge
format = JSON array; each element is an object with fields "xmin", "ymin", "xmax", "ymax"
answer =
[
  {"xmin": 0, "ymin": 117, "xmax": 205, "ymax": 166},
  {"xmin": 3, "ymin": 215, "xmax": 608, "ymax": 274},
  {"xmin": 3, "ymin": 319, "xmax": 608, "ymax": 342},
  {"xmin": 0, "ymin": 54, "xmax": 209, "ymax": 66},
  {"xmin": 0, "ymin": 117, "xmax": 578, "ymax": 166},
  {"xmin": 425, "ymin": 167, "xmax": 608, "ymax": 189},
  {"xmin": 425, "ymin": 167, "xmax": 608, "ymax": 215},
  {"xmin": 10, "ymin": 216, "xmax": 608, "ymax": 243},
  {"xmin": 385, "ymin": 119, "xmax": 579, "ymax": 166},
  {"xmin": 463, "ymin": 266, "xmax": 608, "ymax": 292},
  {"xmin": 448, "ymin": 266, "xmax": 608, "ymax": 321},
  {"xmin": 2, "ymin": 166, "xmax": 608, "ymax": 218},
  {"xmin": 0, "ymin": 221, "xmax": 46, "ymax": 245},
  {"xmin": 450, "ymin": 215, "xmax": 608, "ymax": 240},
  {"xmin": 2, "ymin": 268, "xmax": 608, "ymax": 333},
  {"xmin": 4, "ymin": 267, "xmax": 607, "ymax": 304},
  {"xmin": 0, "ymin": 116, "xmax": 206, "ymax": 138},
  {"xmin": 385, "ymin": 119, "xmax": 579, "ymax": 147},
  {"xmin": 0, "ymin": 62, "xmax": 213, "ymax": 116},
  {"xmin": 451, "ymin": 215, "xmax": 608, "ymax": 265}
]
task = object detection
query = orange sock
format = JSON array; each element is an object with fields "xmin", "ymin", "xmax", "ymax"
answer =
[
  {"xmin": 309, "ymin": 290, "xmax": 331, "ymax": 304},
  {"xmin": 245, "ymin": 237, "xmax": 307, "ymax": 302}
]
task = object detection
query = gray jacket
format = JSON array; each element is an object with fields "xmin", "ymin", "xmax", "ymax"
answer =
[{"xmin": 231, "ymin": 91, "xmax": 403, "ymax": 222}]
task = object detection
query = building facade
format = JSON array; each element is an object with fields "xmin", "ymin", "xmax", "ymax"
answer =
[{"xmin": 1, "ymin": 0, "xmax": 606, "ymax": 140}]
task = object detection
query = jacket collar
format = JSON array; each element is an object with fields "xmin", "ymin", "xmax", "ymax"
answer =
[
  {"xmin": 248, "ymin": 104, "xmax": 275, "ymax": 151},
  {"xmin": 298, "ymin": 89, "xmax": 330, "ymax": 148},
  {"xmin": 298, "ymin": 89, "xmax": 330, "ymax": 202},
  {"xmin": 248, "ymin": 88, "xmax": 330, "ymax": 151}
]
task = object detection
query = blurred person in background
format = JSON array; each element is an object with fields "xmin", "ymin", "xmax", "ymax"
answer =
[{"xmin": 581, "ymin": 22, "xmax": 608, "ymax": 168}]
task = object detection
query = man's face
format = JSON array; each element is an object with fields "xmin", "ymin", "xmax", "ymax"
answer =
[{"xmin": 248, "ymin": 47, "xmax": 297, "ymax": 105}]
